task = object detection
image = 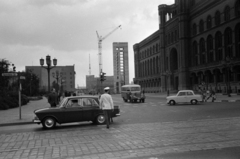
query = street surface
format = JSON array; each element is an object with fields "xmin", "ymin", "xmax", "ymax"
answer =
[{"xmin": 0, "ymin": 95, "xmax": 240, "ymax": 159}]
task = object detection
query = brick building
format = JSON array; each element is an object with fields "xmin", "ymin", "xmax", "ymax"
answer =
[{"xmin": 133, "ymin": 0, "xmax": 240, "ymax": 94}]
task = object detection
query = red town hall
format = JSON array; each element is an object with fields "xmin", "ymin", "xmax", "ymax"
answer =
[{"xmin": 133, "ymin": 0, "xmax": 240, "ymax": 94}]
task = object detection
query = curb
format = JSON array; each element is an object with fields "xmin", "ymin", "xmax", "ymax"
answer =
[{"xmin": 0, "ymin": 121, "xmax": 34, "ymax": 127}]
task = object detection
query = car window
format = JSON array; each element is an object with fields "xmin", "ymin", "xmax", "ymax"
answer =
[
  {"xmin": 66, "ymin": 99, "xmax": 82, "ymax": 108},
  {"xmin": 178, "ymin": 92, "xmax": 186, "ymax": 96},
  {"xmin": 187, "ymin": 92, "xmax": 194, "ymax": 96}
]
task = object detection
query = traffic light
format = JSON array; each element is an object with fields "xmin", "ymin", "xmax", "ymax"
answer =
[{"xmin": 100, "ymin": 72, "xmax": 106, "ymax": 82}]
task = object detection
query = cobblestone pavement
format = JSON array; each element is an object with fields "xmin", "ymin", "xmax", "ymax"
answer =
[{"xmin": 0, "ymin": 117, "xmax": 240, "ymax": 159}]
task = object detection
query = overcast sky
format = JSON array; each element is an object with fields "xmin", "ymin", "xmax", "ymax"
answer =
[{"xmin": 0, "ymin": 0, "xmax": 174, "ymax": 87}]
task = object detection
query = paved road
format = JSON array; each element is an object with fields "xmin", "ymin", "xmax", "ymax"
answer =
[{"xmin": 0, "ymin": 94, "xmax": 240, "ymax": 159}]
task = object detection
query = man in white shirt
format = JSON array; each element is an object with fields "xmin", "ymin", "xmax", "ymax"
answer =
[{"xmin": 99, "ymin": 87, "xmax": 114, "ymax": 129}]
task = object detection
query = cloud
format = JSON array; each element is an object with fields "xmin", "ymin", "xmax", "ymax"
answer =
[{"xmin": 0, "ymin": 0, "xmax": 174, "ymax": 86}]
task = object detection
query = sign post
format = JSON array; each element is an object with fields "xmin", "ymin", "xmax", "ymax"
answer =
[{"xmin": 19, "ymin": 82, "xmax": 22, "ymax": 120}]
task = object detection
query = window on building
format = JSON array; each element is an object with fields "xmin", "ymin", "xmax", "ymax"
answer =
[
  {"xmin": 236, "ymin": 0, "xmax": 240, "ymax": 16},
  {"xmin": 224, "ymin": 6, "xmax": 231, "ymax": 21},
  {"xmin": 207, "ymin": 35, "xmax": 214, "ymax": 63},
  {"xmin": 192, "ymin": 41, "xmax": 198, "ymax": 66},
  {"xmin": 224, "ymin": 28, "xmax": 233, "ymax": 58},
  {"xmin": 119, "ymin": 48, "xmax": 123, "ymax": 50},
  {"xmin": 236, "ymin": 24, "xmax": 240, "ymax": 58},
  {"xmin": 215, "ymin": 11, "xmax": 221, "ymax": 26},
  {"xmin": 207, "ymin": 15, "xmax": 212, "ymax": 29},
  {"xmin": 199, "ymin": 38, "xmax": 206, "ymax": 64},
  {"xmin": 199, "ymin": 20, "xmax": 204, "ymax": 32},
  {"xmin": 116, "ymin": 48, "xmax": 118, "ymax": 50},
  {"xmin": 215, "ymin": 32, "xmax": 223, "ymax": 61},
  {"xmin": 193, "ymin": 23, "xmax": 197, "ymax": 35}
]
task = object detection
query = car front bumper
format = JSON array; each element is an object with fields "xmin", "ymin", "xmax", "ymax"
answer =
[{"xmin": 33, "ymin": 116, "xmax": 41, "ymax": 123}]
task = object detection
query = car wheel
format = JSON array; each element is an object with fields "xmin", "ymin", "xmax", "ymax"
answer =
[
  {"xmin": 191, "ymin": 99, "xmax": 198, "ymax": 105},
  {"xmin": 96, "ymin": 114, "xmax": 106, "ymax": 124},
  {"xmin": 142, "ymin": 99, "xmax": 145, "ymax": 103},
  {"xmin": 169, "ymin": 100, "xmax": 175, "ymax": 105},
  {"xmin": 42, "ymin": 117, "xmax": 56, "ymax": 129}
]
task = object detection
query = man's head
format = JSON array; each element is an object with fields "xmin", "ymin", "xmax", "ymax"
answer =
[
  {"xmin": 52, "ymin": 88, "xmax": 56, "ymax": 92},
  {"xmin": 104, "ymin": 87, "xmax": 110, "ymax": 93}
]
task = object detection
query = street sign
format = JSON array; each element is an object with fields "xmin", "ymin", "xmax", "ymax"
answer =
[{"xmin": 1, "ymin": 72, "xmax": 18, "ymax": 76}]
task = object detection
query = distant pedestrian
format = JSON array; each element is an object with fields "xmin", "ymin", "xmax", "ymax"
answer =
[
  {"xmin": 48, "ymin": 88, "xmax": 58, "ymax": 107},
  {"xmin": 99, "ymin": 87, "xmax": 114, "ymax": 129},
  {"xmin": 211, "ymin": 90, "xmax": 216, "ymax": 102}
]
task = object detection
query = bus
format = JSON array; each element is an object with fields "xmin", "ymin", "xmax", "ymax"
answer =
[{"xmin": 121, "ymin": 84, "xmax": 145, "ymax": 103}]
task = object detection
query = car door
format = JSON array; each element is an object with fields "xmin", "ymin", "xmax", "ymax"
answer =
[
  {"xmin": 186, "ymin": 91, "xmax": 194, "ymax": 102},
  {"xmin": 61, "ymin": 99, "xmax": 84, "ymax": 123},
  {"xmin": 176, "ymin": 92, "xmax": 187, "ymax": 103},
  {"xmin": 80, "ymin": 98, "xmax": 100, "ymax": 121}
]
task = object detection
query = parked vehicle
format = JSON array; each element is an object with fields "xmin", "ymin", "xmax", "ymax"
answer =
[
  {"xmin": 166, "ymin": 90, "xmax": 202, "ymax": 105},
  {"xmin": 121, "ymin": 84, "xmax": 145, "ymax": 103},
  {"xmin": 33, "ymin": 96, "xmax": 120, "ymax": 129}
]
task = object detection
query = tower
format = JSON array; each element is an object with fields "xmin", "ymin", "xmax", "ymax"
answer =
[{"xmin": 113, "ymin": 42, "xmax": 129, "ymax": 93}]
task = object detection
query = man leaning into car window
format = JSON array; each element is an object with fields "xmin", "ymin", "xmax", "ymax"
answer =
[{"xmin": 99, "ymin": 87, "xmax": 114, "ymax": 129}]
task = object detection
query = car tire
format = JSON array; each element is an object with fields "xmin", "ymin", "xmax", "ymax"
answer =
[
  {"xmin": 42, "ymin": 117, "xmax": 56, "ymax": 129},
  {"xmin": 169, "ymin": 100, "xmax": 175, "ymax": 105},
  {"xmin": 95, "ymin": 114, "xmax": 106, "ymax": 124},
  {"xmin": 191, "ymin": 99, "xmax": 198, "ymax": 105},
  {"xmin": 142, "ymin": 99, "xmax": 145, "ymax": 103}
]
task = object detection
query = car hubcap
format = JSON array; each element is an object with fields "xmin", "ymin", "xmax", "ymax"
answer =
[
  {"xmin": 98, "ymin": 115, "xmax": 105, "ymax": 123},
  {"xmin": 45, "ymin": 119, "xmax": 54, "ymax": 127}
]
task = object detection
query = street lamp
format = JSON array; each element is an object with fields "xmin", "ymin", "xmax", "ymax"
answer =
[
  {"xmin": 40, "ymin": 55, "xmax": 57, "ymax": 92},
  {"xmin": 221, "ymin": 56, "xmax": 232, "ymax": 97},
  {"xmin": 52, "ymin": 70, "xmax": 62, "ymax": 93}
]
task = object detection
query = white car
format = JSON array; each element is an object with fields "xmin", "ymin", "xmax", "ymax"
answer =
[{"xmin": 166, "ymin": 90, "xmax": 202, "ymax": 105}]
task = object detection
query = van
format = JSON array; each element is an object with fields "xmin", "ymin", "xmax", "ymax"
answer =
[{"xmin": 121, "ymin": 84, "xmax": 145, "ymax": 103}]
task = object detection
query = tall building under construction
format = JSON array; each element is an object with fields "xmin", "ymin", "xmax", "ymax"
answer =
[{"xmin": 113, "ymin": 42, "xmax": 129, "ymax": 93}]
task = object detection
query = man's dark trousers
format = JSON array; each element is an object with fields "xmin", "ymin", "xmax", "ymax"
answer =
[{"xmin": 103, "ymin": 110, "xmax": 112, "ymax": 128}]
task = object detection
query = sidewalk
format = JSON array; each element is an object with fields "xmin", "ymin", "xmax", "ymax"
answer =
[
  {"xmin": 0, "ymin": 94, "xmax": 239, "ymax": 127},
  {"xmin": 0, "ymin": 97, "xmax": 50, "ymax": 127}
]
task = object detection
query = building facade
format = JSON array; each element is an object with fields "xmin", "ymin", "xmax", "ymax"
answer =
[
  {"xmin": 86, "ymin": 75, "xmax": 114, "ymax": 94},
  {"xmin": 26, "ymin": 65, "xmax": 75, "ymax": 92},
  {"xmin": 133, "ymin": 0, "xmax": 240, "ymax": 94},
  {"xmin": 113, "ymin": 42, "xmax": 130, "ymax": 93}
]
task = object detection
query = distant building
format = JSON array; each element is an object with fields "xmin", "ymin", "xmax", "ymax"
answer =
[
  {"xmin": 86, "ymin": 75, "xmax": 114, "ymax": 94},
  {"xmin": 25, "ymin": 65, "xmax": 75, "ymax": 92},
  {"xmin": 133, "ymin": 0, "xmax": 240, "ymax": 94},
  {"xmin": 113, "ymin": 42, "xmax": 130, "ymax": 93}
]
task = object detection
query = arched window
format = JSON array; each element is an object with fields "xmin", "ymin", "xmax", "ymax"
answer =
[
  {"xmin": 224, "ymin": 28, "xmax": 233, "ymax": 58},
  {"xmin": 168, "ymin": 34, "xmax": 171, "ymax": 44},
  {"xmin": 199, "ymin": 19, "xmax": 204, "ymax": 32},
  {"xmin": 175, "ymin": 30, "xmax": 178, "ymax": 41},
  {"xmin": 171, "ymin": 32, "xmax": 174, "ymax": 43},
  {"xmin": 235, "ymin": 0, "xmax": 240, "ymax": 17},
  {"xmin": 199, "ymin": 38, "xmax": 206, "ymax": 64},
  {"xmin": 153, "ymin": 46, "xmax": 155, "ymax": 54},
  {"xmin": 207, "ymin": 15, "xmax": 212, "ymax": 29},
  {"xmin": 224, "ymin": 6, "xmax": 231, "ymax": 21},
  {"xmin": 153, "ymin": 57, "xmax": 156, "ymax": 74},
  {"xmin": 193, "ymin": 23, "xmax": 197, "ymax": 35},
  {"xmin": 156, "ymin": 44, "xmax": 159, "ymax": 52},
  {"xmin": 156, "ymin": 56, "xmax": 159, "ymax": 73},
  {"xmin": 215, "ymin": 32, "xmax": 223, "ymax": 61},
  {"xmin": 236, "ymin": 24, "xmax": 240, "ymax": 58},
  {"xmin": 207, "ymin": 35, "xmax": 214, "ymax": 63},
  {"xmin": 215, "ymin": 11, "xmax": 221, "ymax": 26},
  {"xmin": 192, "ymin": 41, "xmax": 198, "ymax": 66}
]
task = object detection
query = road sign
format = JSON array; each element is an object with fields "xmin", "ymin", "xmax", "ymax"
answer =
[{"xmin": 1, "ymin": 72, "xmax": 18, "ymax": 76}]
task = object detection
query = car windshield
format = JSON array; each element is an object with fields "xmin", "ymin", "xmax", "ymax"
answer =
[{"xmin": 131, "ymin": 87, "xmax": 140, "ymax": 91}]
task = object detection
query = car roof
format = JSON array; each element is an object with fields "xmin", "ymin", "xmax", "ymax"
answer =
[
  {"xmin": 65, "ymin": 95, "xmax": 99, "ymax": 99},
  {"xmin": 122, "ymin": 84, "xmax": 140, "ymax": 87},
  {"xmin": 178, "ymin": 90, "xmax": 193, "ymax": 92}
]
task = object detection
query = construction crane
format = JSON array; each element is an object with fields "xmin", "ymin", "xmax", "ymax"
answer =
[{"xmin": 96, "ymin": 25, "xmax": 121, "ymax": 76}]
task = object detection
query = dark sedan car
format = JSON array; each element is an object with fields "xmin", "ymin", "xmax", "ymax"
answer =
[{"xmin": 33, "ymin": 96, "xmax": 120, "ymax": 129}]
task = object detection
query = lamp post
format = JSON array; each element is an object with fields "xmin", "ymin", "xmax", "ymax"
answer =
[
  {"xmin": 221, "ymin": 56, "xmax": 232, "ymax": 97},
  {"xmin": 40, "ymin": 55, "xmax": 57, "ymax": 93},
  {"xmin": 52, "ymin": 70, "xmax": 62, "ymax": 94},
  {"xmin": 165, "ymin": 70, "xmax": 173, "ymax": 96}
]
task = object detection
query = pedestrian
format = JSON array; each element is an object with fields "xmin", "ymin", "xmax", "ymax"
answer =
[
  {"xmin": 211, "ymin": 90, "xmax": 216, "ymax": 102},
  {"xmin": 99, "ymin": 87, "xmax": 114, "ymax": 129},
  {"xmin": 48, "ymin": 88, "xmax": 58, "ymax": 107}
]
